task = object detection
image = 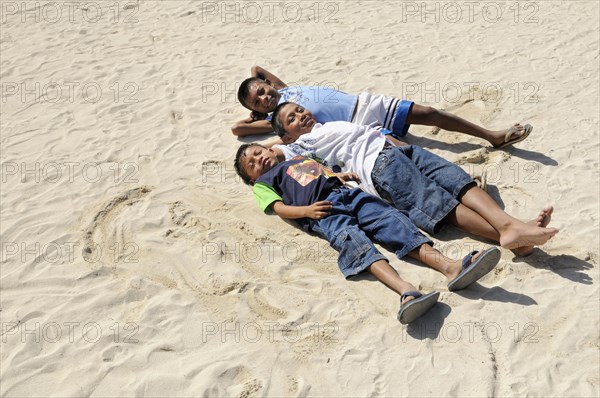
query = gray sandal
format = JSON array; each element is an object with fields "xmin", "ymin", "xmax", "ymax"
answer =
[
  {"xmin": 447, "ymin": 247, "xmax": 501, "ymax": 291},
  {"xmin": 397, "ymin": 291, "xmax": 440, "ymax": 324}
]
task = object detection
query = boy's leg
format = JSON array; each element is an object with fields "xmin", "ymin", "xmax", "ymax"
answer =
[
  {"xmin": 408, "ymin": 243, "xmax": 501, "ymax": 291},
  {"xmin": 446, "ymin": 203, "xmax": 499, "ymax": 240},
  {"xmin": 367, "ymin": 260, "xmax": 420, "ymax": 304},
  {"xmin": 339, "ymin": 189, "xmax": 500, "ymax": 291},
  {"xmin": 371, "ymin": 147, "xmax": 460, "ymax": 235},
  {"xmin": 313, "ymin": 189, "xmax": 438, "ymax": 318},
  {"xmin": 446, "ymin": 203, "xmax": 554, "ymax": 256},
  {"xmin": 349, "ymin": 189, "xmax": 433, "ymax": 259},
  {"xmin": 387, "ymin": 145, "xmax": 557, "ymax": 250},
  {"xmin": 360, "ymin": 212, "xmax": 497, "ymax": 289},
  {"xmin": 312, "ymin": 212, "xmax": 387, "ymax": 279},
  {"xmin": 394, "ymin": 144, "xmax": 476, "ymax": 196},
  {"xmin": 457, "ymin": 186, "xmax": 558, "ymax": 249},
  {"xmin": 407, "ymin": 243, "xmax": 469, "ymax": 283},
  {"xmin": 368, "ymin": 259, "xmax": 441, "ymax": 324},
  {"xmin": 406, "ymin": 103, "xmax": 529, "ymax": 148},
  {"xmin": 349, "ymin": 189, "xmax": 497, "ymax": 285}
]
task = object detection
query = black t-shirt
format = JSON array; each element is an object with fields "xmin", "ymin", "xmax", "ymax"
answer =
[{"xmin": 254, "ymin": 156, "xmax": 341, "ymax": 229}]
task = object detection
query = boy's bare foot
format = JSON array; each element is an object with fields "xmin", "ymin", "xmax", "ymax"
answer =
[
  {"xmin": 512, "ymin": 206, "xmax": 554, "ymax": 256},
  {"xmin": 499, "ymin": 210, "xmax": 558, "ymax": 250},
  {"xmin": 534, "ymin": 206, "xmax": 554, "ymax": 227},
  {"xmin": 490, "ymin": 123, "xmax": 532, "ymax": 148}
]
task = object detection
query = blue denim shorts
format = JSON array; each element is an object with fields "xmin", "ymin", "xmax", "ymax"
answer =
[
  {"xmin": 371, "ymin": 145, "xmax": 475, "ymax": 234},
  {"xmin": 310, "ymin": 187, "xmax": 431, "ymax": 278}
]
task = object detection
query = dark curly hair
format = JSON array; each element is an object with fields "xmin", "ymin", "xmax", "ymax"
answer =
[
  {"xmin": 271, "ymin": 101, "xmax": 295, "ymax": 138},
  {"xmin": 237, "ymin": 77, "xmax": 264, "ymax": 110},
  {"xmin": 234, "ymin": 143, "xmax": 266, "ymax": 185}
]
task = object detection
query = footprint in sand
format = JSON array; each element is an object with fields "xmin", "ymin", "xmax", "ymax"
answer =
[
  {"xmin": 166, "ymin": 200, "xmax": 211, "ymax": 238},
  {"xmin": 455, "ymin": 148, "xmax": 490, "ymax": 165},
  {"xmin": 442, "ymin": 85, "xmax": 502, "ymax": 118},
  {"xmin": 246, "ymin": 284, "xmax": 288, "ymax": 320},
  {"xmin": 239, "ymin": 379, "xmax": 263, "ymax": 398},
  {"xmin": 211, "ymin": 366, "xmax": 263, "ymax": 398},
  {"xmin": 82, "ymin": 186, "xmax": 153, "ymax": 266},
  {"xmin": 431, "ymin": 85, "xmax": 503, "ymax": 137}
]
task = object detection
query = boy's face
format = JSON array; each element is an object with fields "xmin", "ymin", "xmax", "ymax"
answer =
[
  {"xmin": 239, "ymin": 145, "xmax": 280, "ymax": 183},
  {"xmin": 246, "ymin": 81, "xmax": 280, "ymax": 114},
  {"xmin": 278, "ymin": 103, "xmax": 316, "ymax": 144}
]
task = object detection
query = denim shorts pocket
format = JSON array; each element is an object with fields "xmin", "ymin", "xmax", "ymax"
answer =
[
  {"xmin": 371, "ymin": 152, "xmax": 393, "ymax": 177},
  {"xmin": 331, "ymin": 228, "xmax": 373, "ymax": 272}
]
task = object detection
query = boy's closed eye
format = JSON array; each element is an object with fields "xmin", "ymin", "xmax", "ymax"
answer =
[{"xmin": 255, "ymin": 88, "xmax": 265, "ymax": 105}]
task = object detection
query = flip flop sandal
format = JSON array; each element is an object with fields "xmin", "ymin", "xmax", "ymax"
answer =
[
  {"xmin": 447, "ymin": 247, "xmax": 501, "ymax": 291},
  {"xmin": 397, "ymin": 291, "xmax": 440, "ymax": 324},
  {"xmin": 493, "ymin": 124, "xmax": 533, "ymax": 149}
]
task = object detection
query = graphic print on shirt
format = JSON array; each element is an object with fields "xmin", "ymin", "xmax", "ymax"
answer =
[
  {"xmin": 287, "ymin": 142, "xmax": 329, "ymax": 167},
  {"xmin": 282, "ymin": 86, "xmax": 310, "ymax": 104},
  {"xmin": 286, "ymin": 157, "xmax": 336, "ymax": 187}
]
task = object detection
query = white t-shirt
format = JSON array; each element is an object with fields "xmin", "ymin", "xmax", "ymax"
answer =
[{"xmin": 274, "ymin": 121, "xmax": 386, "ymax": 197}]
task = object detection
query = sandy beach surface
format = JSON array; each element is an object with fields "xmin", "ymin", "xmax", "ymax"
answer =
[{"xmin": 1, "ymin": 1, "xmax": 599, "ymax": 396}]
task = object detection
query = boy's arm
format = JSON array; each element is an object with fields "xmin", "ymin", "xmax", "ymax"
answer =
[
  {"xmin": 251, "ymin": 65, "xmax": 287, "ymax": 89},
  {"xmin": 375, "ymin": 126, "xmax": 409, "ymax": 146},
  {"xmin": 254, "ymin": 182, "xmax": 331, "ymax": 220},
  {"xmin": 271, "ymin": 200, "xmax": 332, "ymax": 220},
  {"xmin": 333, "ymin": 172, "xmax": 361, "ymax": 186},
  {"xmin": 231, "ymin": 117, "xmax": 273, "ymax": 136},
  {"xmin": 335, "ymin": 172, "xmax": 361, "ymax": 183},
  {"xmin": 264, "ymin": 137, "xmax": 283, "ymax": 148}
]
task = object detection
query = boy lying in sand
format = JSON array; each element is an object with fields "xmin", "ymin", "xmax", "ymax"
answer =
[
  {"xmin": 232, "ymin": 66, "xmax": 532, "ymax": 149},
  {"xmin": 268, "ymin": 102, "xmax": 558, "ymax": 256},
  {"xmin": 234, "ymin": 144, "xmax": 503, "ymax": 324}
]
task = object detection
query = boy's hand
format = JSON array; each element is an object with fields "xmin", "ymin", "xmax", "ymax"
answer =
[
  {"xmin": 250, "ymin": 111, "xmax": 268, "ymax": 121},
  {"xmin": 303, "ymin": 201, "xmax": 333, "ymax": 219},
  {"xmin": 335, "ymin": 172, "xmax": 361, "ymax": 184}
]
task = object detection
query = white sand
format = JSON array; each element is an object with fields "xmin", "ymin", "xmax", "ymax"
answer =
[{"xmin": 1, "ymin": 1, "xmax": 599, "ymax": 396}]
